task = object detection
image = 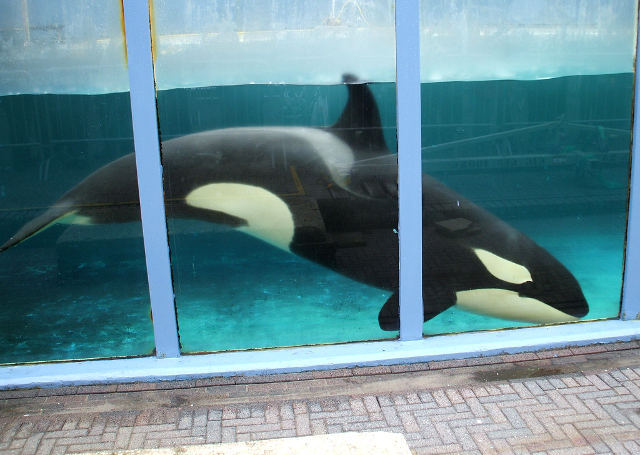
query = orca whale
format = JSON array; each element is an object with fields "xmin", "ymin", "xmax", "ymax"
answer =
[{"xmin": 0, "ymin": 74, "xmax": 588, "ymax": 330}]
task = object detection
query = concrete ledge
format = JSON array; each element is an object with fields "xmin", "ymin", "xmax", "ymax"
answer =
[{"xmin": 79, "ymin": 432, "xmax": 411, "ymax": 455}]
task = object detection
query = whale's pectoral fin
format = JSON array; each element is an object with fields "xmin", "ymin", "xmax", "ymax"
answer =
[
  {"xmin": 378, "ymin": 293, "xmax": 400, "ymax": 331},
  {"xmin": 378, "ymin": 286, "xmax": 457, "ymax": 331},
  {"xmin": 423, "ymin": 287, "xmax": 457, "ymax": 323}
]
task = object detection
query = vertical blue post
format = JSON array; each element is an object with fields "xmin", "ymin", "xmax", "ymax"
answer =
[
  {"xmin": 122, "ymin": 0, "xmax": 180, "ymax": 357},
  {"xmin": 396, "ymin": 0, "xmax": 423, "ymax": 340},
  {"xmin": 621, "ymin": 14, "xmax": 640, "ymax": 321}
]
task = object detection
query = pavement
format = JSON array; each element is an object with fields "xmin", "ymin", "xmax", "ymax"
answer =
[{"xmin": 2, "ymin": 341, "xmax": 640, "ymax": 455}]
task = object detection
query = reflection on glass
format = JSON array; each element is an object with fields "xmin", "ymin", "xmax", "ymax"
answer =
[
  {"xmin": 152, "ymin": 0, "xmax": 399, "ymax": 351},
  {"xmin": 0, "ymin": 1, "xmax": 154, "ymax": 363},
  {"xmin": 419, "ymin": 0, "xmax": 635, "ymax": 334}
]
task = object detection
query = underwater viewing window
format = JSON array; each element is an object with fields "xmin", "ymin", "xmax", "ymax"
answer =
[
  {"xmin": 152, "ymin": 0, "xmax": 400, "ymax": 352},
  {"xmin": 418, "ymin": 0, "xmax": 637, "ymax": 336},
  {"xmin": 0, "ymin": 0, "xmax": 155, "ymax": 363},
  {"xmin": 1, "ymin": 0, "xmax": 640, "ymax": 381}
]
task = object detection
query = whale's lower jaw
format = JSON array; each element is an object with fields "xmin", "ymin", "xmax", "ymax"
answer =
[{"xmin": 455, "ymin": 288, "xmax": 580, "ymax": 324}]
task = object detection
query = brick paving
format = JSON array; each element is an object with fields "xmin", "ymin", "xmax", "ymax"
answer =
[{"xmin": 2, "ymin": 342, "xmax": 640, "ymax": 454}]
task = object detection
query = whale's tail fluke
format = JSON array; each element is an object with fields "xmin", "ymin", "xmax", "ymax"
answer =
[{"xmin": 0, "ymin": 203, "xmax": 74, "ymax": 252}]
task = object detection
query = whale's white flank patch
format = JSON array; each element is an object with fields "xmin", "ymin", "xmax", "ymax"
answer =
[
  {"xmin": 185, "ymin": 183, "xmax": 294, "ymax": 252},
  {"xmin": 455, "ymin": 289, "xmax": 578, "ymax": 323},
  {"xmin": 473, "ymin": 248, "xmax": 532, "ymax": 284}
]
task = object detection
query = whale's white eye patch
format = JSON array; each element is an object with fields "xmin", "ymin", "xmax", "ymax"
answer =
[
  {"xmin": 186, "ymin": 183, "xmax": 294, "ymax": 252},
  {"xmin": 473, "ymin": 248, "xmax": 532, "ymax": 284}
]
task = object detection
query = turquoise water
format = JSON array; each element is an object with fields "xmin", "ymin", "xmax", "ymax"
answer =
[
  {"xmin": 168, "ymin": 226, "xmax": 393, "ymax": 352},
  {"xmin": 0, "ymin": 74, "xmax": 631, "ymax": 363}
]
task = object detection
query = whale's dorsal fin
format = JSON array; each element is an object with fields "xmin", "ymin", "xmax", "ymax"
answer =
[{"xmin": 329, "ymin": 74, "xmax": 388, "ymax": 158}]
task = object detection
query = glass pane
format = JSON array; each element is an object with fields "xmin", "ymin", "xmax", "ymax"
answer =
[
  {"xmin": 0, "ymin": 1, "xmax": 154, "ymax": 363},
  {"xmin": 419, "ymin": 0, "xmax": 636, "ymax": 335},
  {"xmin": 152, "ymin": 0, "xmax": 399, "ymax": 352}
]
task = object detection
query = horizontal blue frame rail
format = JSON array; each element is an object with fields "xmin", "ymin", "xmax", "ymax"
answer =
[
  {"xmin": 2, "ymin": 320, "xmax": 639, "ymax": 389},
  {"xmin": 123, "ymin": 0, "xmax": 180, "ymax": 358}
]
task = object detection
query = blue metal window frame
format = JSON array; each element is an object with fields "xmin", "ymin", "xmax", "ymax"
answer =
[
  {"xmin": 396, "ymin": 0, "xmax": 424, "ymax": 341},
  {"xmin": 123, "ymin": 0, "xmax": 180, "ymax": 358},
  {"xmin": 621, "ymin": 7, "xmax": 640, "ymax": 320},
  {"xmin": 1, "ymin": 0, "xmax": 639, "ymax": 389}
]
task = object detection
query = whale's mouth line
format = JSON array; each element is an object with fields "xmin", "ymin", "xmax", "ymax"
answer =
[{"xmin": 455, "ymin": 288, "xmax": 580, "ymax": 324}]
